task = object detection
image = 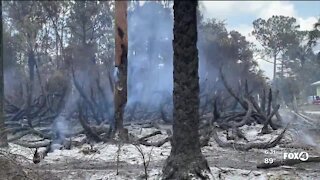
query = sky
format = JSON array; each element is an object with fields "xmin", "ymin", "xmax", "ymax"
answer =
[{"xmin": 200, "ymin": 1, "xmax": 320, "ymax": 79}]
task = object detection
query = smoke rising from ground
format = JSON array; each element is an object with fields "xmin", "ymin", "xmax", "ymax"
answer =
[
  {"xmin": 127, "ymin": 2, "xmax": 174, "ymax": 112},
  {"xmin": 126, "ymin": 2, "xmax": 213, "ymax": 115},
  {"xmin": 280, "ymin": 110, "xmax": 319, "ymax": 149}
]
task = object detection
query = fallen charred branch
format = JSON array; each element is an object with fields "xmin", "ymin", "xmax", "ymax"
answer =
[
  {"xmin": 7, "ymin": 108, "xmax": 26, "ymax": 122},
  {"xmin": 5, "ymin": 93, "xmax": 63, "ymax": 136},
  {"xmin": 129, "ymin": 130, "xmax": 171, "ymax": 147},
  {"xmin": 138, "ymin": 136, "xmax": 171, "ymax": 147},
  {"xmin": 257, "ymin": 156, "xmax": 320, "ymax": 169},
  {"xmin": 138, "ymin": 130, "xmax": 162, "ymax": 142},
  {"xmin": 33, "ymin": 141, "xmax": 53, "ymax": 164},
  {"xmin": 1, "ymin": 126, "xmax": 29, "ymax": 135},
  {"xmin": 13, "ymin": 129, "xmax": 83, "ymax": 149},
  {"xmin": 7, "ymin": 126, "xmax": 52, "ymax": 143},
  {"xmin": 211, "ymin": 125, "xmax": 288, "ymax": 151},
  {"xmin": 8, "ymin": 130, "xmax": 47, "ymax": 143},
  {"xmin": 132, "ymin": 127, "xmax": 216, "ymax": 148},
  {"xmin": 124, "ymin": 120, "xmax": 154, "ymax": 127},
  {"xmin": 7, "ymin": 131, "xmax": 33, "ymax": 142},
  {"xmin": 14, "ymin": 140, "xmax": 51, "ymax": 148},
  {"xmin": 8, "ymin": 94, "xmax": 60, "ymax": 120}
]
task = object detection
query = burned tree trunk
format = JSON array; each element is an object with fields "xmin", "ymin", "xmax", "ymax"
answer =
[
  {"xmin": 26, "ymin": 50, "xmax": 35, "ymax": 127},
  {"xmin": 162, "ymin": 1, "xmax": 211, "ymax": 179},
  {"xmin": 0, "ymin": 1, "xmax": 8, "ymax": 147},
  {"xmin": 114, "ymin": 1, "xmax": 128, "ymax": 141}
]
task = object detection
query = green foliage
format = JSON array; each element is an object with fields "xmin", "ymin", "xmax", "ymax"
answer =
[
  {"xmin": 5, "ymin": 1, "xmax": 46, "ymax": 51},
  {"xmin": 252, "ymin": 15, "xmax": 300, "ymax": 57},
  {"xmin": 307, "ymin": 17, "xmax": 320, "ymax": 71},
  {"xmin": 67, "ymin": 1, "xmax": 114, "ymax": 68},
  {"xmin": 268, "ymin": 19, "xmax": 320, "ymax": 104},
  {"xmin": 68, "ymin": 1, "xmax": 112, "ymax": 45}
]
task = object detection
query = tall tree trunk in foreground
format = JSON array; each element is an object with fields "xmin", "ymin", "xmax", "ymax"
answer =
[
  {"xmin": 114, "ymin": 0, "xmax": 128, "ymax": 140},
  {"xmin": 0, "ymin": 0, "xmax": 8, "ymax": 147},
  {"xmin": 162, "ymin": 1, "xmax": 211, "ymax": 179}
]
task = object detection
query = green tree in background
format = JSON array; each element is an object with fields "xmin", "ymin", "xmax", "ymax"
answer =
[{"xmin": 252, "ymin": 15, "xmax": 300, "ymax": 86}]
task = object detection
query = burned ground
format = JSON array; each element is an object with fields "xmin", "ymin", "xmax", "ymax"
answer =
[{"xmin": 1, "ymin": 109, "xmax": 319, "ymax": 180}]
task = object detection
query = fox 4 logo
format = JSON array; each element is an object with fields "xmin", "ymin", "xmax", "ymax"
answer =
[{"xmin": 283, "ymin": 152, "xmax": 309, "ymax": 161}]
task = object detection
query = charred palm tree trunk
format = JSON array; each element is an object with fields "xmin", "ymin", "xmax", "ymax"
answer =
[
  {"xmin": 0, "ymin": 0, "xmax": 8, "ymax": 147},
  {"xmin": 162, "ymin": 1, "xmax": 211, "ymax": 179}
]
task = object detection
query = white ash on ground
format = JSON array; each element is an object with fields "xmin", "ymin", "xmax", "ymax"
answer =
[{"xmin": 1, "ymin": 122, "xmax": 319, "ymax": 180}]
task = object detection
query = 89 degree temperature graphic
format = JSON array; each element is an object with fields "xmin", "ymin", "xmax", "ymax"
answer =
[
  {"xmin": 264, "ymin": 149, "xmax": 276, "ymax": 164},
  {"xmin": 264, "ymin": 158, "xmax": 275, "ymax": 164}
]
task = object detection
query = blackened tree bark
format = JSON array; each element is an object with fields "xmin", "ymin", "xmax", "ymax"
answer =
[
  {"xmin": 26, "ymin": 50, "xmax": 35, "ymax": 127},
  {"xmin": 114, "ymin": 1, "xmax": 128, "ymax": 141},
  {"xmin": 0, "ymin": 1, "xmax": 8, "ymax": 147},
  {"xmin": 162, "ymin": 1, "xmax": 211, "ymax": 179}
]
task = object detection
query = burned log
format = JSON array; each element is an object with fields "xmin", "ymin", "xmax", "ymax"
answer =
[
  {"xmin": 33, "ymin": 141, "xmax": 52, "ymax": 164},
  {"xmin": 131, "ymin": 130, "xmax": 171, "ymax": 147},
  {"xmin": 138, "ymin": 130, "xmax": 162, "ymax": 142},
  {"xmin": 15, "ymin": 140, "xmax": 51, "ymax": 148},
  {"xmin": 138, "ymin": 136, "xmax": 171, "ymax": 147},
  {"xmin": 8, "ymin": 128, "xmax": 51, "ymax": 143}
]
